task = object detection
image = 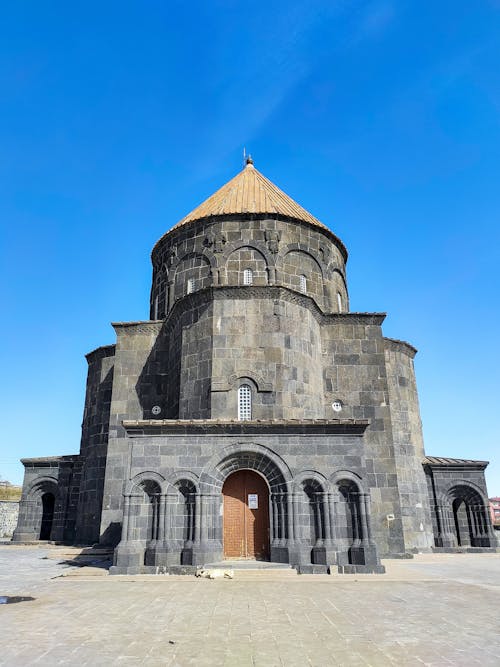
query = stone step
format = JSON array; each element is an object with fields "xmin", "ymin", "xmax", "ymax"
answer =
[
  {"xmin": 204, "ymin": 560, "xmax": 294, "ymax": 571},
  {"xmin": 231, "ymin": 569, "xmax": 298, "ymax": 579}
]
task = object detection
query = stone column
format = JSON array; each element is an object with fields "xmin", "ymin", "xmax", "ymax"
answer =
[
  {"xmin": 279, "ymin": 493, "xmax": 286, "ymax": 545},
  {"xmin": 271, "ymin": 494, "xmax": 279, "ymax": 546},
  {"xmin": 469, "ymin": 504, "xmax": 480, "ymax": 545},
  {"xmin": 150, "ymin": 495, "xmax": 159, "ymax": 546},
  {"xmin": 287, "ymin": 493, "xmax": 294, "ymax": 542},
  {"xmin": 314, "ymin": 494, "xmax": 324, "ymax": 547},
  {"xmin": 328, "ymin": 494, "xmax": 337, "ymax": 545},
  {"xmin": 323, "ymin": 494, "xmax": 332, "ymax": 544},
  {"xmin": 194, "ymin": 492, "xmax": 201, "ymax": 545},
  {"xmin": 435, "ymin": 502, "xmax": 455, "ymax": 548},
  {"xmin": 200, "ymin": 494, "xmax": 209, "ymax": 545},
  {"xmin": 293, "ymin": 492, "xmax": 302, "ymax": 542},
  {"xmin": 351, "ymin": 495, "xmax": 362, "ymax": 547},
  {"xmin": 157, "ymin": 494, "xmax": 166, "ymax": 543},
  {"xmin": 121, "ymin": 495, "xmax": 131, "ymax": 542},
  {"xmin": 268, "ymin": 266, "xmax": 276, "ymax": 285},
  {"xmin": 167, "ymin": 281, "xmax": 175, "ymax": 312},
  {"xmin": 362, "ymin": 493, "xmax": 375, "ymax": 546},
  {"xmin": 484, "ymin": 504, "xmax": 498, "ymax": 543},
  {"xmin": 111, "ymin": 494, "xmax": 145, "ymax": 574},
  {"xmin": 193, "ymin": 493, "xmax": 223, "ymax": 566}
]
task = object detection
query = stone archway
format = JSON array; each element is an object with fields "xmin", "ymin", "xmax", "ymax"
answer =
[
  {"xmin": 13, "ymin": 477, "xmax": 59, "ymax": 543},
  {"xmin": 222, "ymin": 470, "xmax": 270, "ymax": 560},
  {"xmin": 448, "ymin": 484, "xmax": 492, "ymax": 548}
]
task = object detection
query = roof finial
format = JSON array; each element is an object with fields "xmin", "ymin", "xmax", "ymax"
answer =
[{"xmin": 245, "ymin": 154, "xmax": 254, "ymax": 166}]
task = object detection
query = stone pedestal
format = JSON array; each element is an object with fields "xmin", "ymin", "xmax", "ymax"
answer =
[{"xmin": 111, "ymin": 542, "xmax": 145, "ymax": 574}]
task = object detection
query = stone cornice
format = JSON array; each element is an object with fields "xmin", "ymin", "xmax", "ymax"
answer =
[
  {"xmin": 21, "ymin": 455, "xmax": 80, "ymax": 467},
  {"xmin": 423, "ymin": 456, "xmax": 489, "ymax": 470},
  {"xmin": 384, "ymin": 337, "xmax": 417, "ymax": 358},
  {"xmin": 122, "ymin": 418, "xmax": 370, "ymax": 437},
  {"xmin": 105, "ymin": 290, "xmax": 385, "ymax": 332},
  {"xmin": 165, "ymin": 285, "xmax": 385, "ymax": 327},
  {"xmin": 112, "ymin": 321, "xmax": 163, "ymax": 336},
  {"xmin": 85, "ymin": 344, "xmax": 116, "ymax": 362}
]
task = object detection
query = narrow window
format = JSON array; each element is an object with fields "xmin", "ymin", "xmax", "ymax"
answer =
[
  {"xmin": 187, "ymin": 278, "xmax": 195, "ymax": 294},
  {"xmin": 299, "ymin": 274, "xmax": 307, "ymax": 293},
  {"xmin": 238, "ymin": 384, "xmax": 252, "ymax": 420},
  {"xmin": 337, "ymin": 292, "xmax": 343, "ymax": 312},
  {"xmin": 154, "ymin": 295, "xmax": 159, "ymax": 320},
  {"xmin": 243, "ymin": 268, "xmax": 253, "ymax": 285}
]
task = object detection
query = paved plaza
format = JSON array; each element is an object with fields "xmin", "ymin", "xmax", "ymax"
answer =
[{"xmin": 1, "ymin": 545, "xmax": 500, "ymax": 666}]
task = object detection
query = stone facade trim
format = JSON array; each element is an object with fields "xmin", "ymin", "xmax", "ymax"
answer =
[
  {"xmin": 383, "ymin": 337, "xmax": 418, "ymax": 357},
  {"xmin": 21, "ymin": 456, "xmax": 79, "ymax": 466},
  {"xmin": 152, "ymin": 213, "xmax": 349, "ymax": 263},
  {"xmin": 158, "ymin": 284, "xmax": 385, "ymax": 326},
  {"xmin": 112, "ymin": 322, "xmax": 163, "ymax": 336},
  {"xmin": 122, "ymin": 418, "xmax": 370, "ymax": 436},
  {"xmin": 85, "ymin": 344, "xmax": 116, "ymax": 362},
  {"xmin": 423, "ymin": 457, "xmax": 489, "ymax": 470},
  {"xmin": 211, "ymin": 372, "xmax": 273, "ymax": 393}
]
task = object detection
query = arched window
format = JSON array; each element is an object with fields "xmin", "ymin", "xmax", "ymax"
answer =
[
  {"xmin": 337, "ymin": 292, "xmax": 343, "ymax": 313},
  {"xmin": 243, "ymin": 268, "xmax": 253, "ymax": 285},
  {"xmin": 299, "ymin": 274, "xmax": 307, "ymax": 293},
  {"xmin": 187, "ymin": 278, "xmax": 195, "ymax": 294},
  {"xmin": 238, "ymin": 384, "xmax": 252, "ymax": 420}
]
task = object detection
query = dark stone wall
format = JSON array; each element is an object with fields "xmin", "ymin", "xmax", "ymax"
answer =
[
  {"xmin": 74, "ymin": 345, "xmax": 115, "ymax": 544},
  {"xmin": 320, "ymin": 316, "xmax": 406, "ymax": 556},
  {"xmin": 384, "ymin": 339, "xmax": 434, "ymax": 552},
  {"xmin": 100, "ymin": 322, "xmax": 164, "ymax": 545},
  {"xmin": 210, "ymin": 291, "xmax": 324, "ymax": 420},
  {"xmin": 150, "ymin": 216, "xmax": 349, "ymax": 319}
]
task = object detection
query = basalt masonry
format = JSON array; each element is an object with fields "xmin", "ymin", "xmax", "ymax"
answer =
[
  {"xmin": 0, "ymin": 502, "xmax": 19, "ymax": 538},
  {"xmin": 13, "ymin": 158, "xmax": 497, "ymax": 571}
]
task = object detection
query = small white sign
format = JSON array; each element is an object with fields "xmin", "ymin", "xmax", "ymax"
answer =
[{"xmin": 248, "ymin": 494, "xmax": 258, "ymax": 509}]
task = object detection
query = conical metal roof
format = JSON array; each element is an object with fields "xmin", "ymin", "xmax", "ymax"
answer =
[{"xmin": 170, "ymin": 158, "xmax": 329, "ymax": 231}]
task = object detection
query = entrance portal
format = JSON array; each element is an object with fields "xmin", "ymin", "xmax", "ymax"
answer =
[
  {"xmin": 40, "ymin": 493, "xmax": 55, "ymax": 540},
  {"xmin": 222, "ymin": 470, "xmax": 270, "ymax": 559}
]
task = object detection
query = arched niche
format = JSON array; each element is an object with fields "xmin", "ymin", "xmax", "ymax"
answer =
[
  {"xmin": 225, "ymin": 245, "xmax": 269, "ymax": 286},
  {"xmin": 281, "ymin": 249, "xmax": 324, "ymax": 306},
  {"xmin": 173, "ymin": 253, "xmax": 212, "ymax": 300}
]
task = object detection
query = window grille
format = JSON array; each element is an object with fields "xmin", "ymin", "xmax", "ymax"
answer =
[
  {"xmin": 299, "ymin": 274, "xmax": 307, "ymax": 293},
  {"xmin": 187, "ymin": 278, "xmax": 195, "ymax": 294},
  {"xmin": 337, "ymin": 292, "xmax": 343, "ymax": 313},
  {"xmin": 243, "ymin": 268, "xmax": 253, "ymax": 285},
  {"xmin": 238, "ymin": 384, "xmax": 252, "ymax": 420}
]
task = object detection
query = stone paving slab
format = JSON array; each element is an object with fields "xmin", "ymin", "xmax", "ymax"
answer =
[{"xmin": 1, "ymin": 546, "xmax": 500, "ymax": 666}]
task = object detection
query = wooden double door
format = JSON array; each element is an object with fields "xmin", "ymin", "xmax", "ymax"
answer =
[{"xmin": 222, "ymin": 470, "xmax": 270, "ymax": 559}]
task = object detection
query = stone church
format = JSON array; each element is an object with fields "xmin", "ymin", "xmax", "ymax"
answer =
[{"xmin": 13, "ymin": 158, "xmax": 497, "ymax": 572}]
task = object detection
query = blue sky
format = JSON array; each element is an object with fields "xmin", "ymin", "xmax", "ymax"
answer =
[{"xmin": 1, "ymin": 1, "xmax": 499, "ymax": 491}]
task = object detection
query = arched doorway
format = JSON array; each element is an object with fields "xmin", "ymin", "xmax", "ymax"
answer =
[
  {"xmin": 222, "ymin": 470, "xmax": 270, "ymax": 560},
  {"xmin": 40, "ymin": 493, "xmax": 55, "ymax": 540},
  {"xmin": 447, "ymin": 484, "xmax": 492, "ymax": 547}
]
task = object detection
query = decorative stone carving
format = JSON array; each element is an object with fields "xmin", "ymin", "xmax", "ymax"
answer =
[
  {"xmin": 265, "ymin": 230, "xmax": 281, "ymax": 254},
  {"xmin": 167, "ymin": 246, "xmax": 178, "ymax": 266},
  {"xmin": 211, "ymin": 373, "xmax": 273, "ymax": 393},
  {"xmin": 319, "ymin": 244, "xmax": 330, "ymax": 265},
  {"xmin": 204, "ymin": 231, "xmax": 226, "ymax": 253}
]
